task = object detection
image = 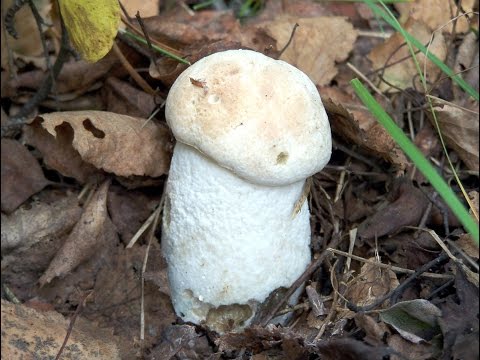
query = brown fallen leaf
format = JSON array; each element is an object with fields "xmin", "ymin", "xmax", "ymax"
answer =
[
  {"xmin": 429, "ymin": 103, "xmax": 479, "ymax": 171},
  {"xmin": 3, "ymin": 52, "xmax": 119, "ymax": 99},
  {"xmin": 23, "ymin": 118, "xmax": 99, "ymax": 183},
  {"xmin": 358, "ymin": 180, "xmax": 430, "ymax": 240},
  {"xmin": 39, "ymin": 179, "xmax": 115, "ymax": 286},
  {"xmin": 369, "ymin": 18, "xmax": 447, "ymax": 92},
  {"xmin": 107, "ymin": 186, "xmax": 158, "ymax": 244},
  {"xmin": 147, "ymin": 324, "xmax": 212, "ymax": 360},
  {"xmin": 321, "ymin": 86, "xmax": 407, "ymax": 168},
  {"xmin": 263, "ymin": 16, "xmax": 357, "ymax": 86},
  {"xmin": 395, "ymin": 0, "xmax": 476, "ymax": 34},
  {"xmin": 345, "ymin": 258, "xmax": 400, "ymax": 308},
  {"xmin": 1, "ymin": 138, "xmax": 49, "ymax": 213},
  {"xmin": 354, "ymin": 313, "xmax": 391, "ymax": 347},
  {"xmin": 1, "ymin": 300, "xmax": 120, "ymax": 359},
  {"xmin": 90, "ymin": 243, "xmax": 175, "ymax": 357},
  {"xmin": 24, "ymin": 110, "xmax": 172, "ymax": 180},
  {"xmin": 388, "ymin": 334, "xmax": 438, "ymax": 360},
  {"xmin": 102, "ymin": 76, "xmax": 157, "ymax": 118},
  {"xmin": 1, "ymin": 193, "xmax": 81, "ymax": 251}
]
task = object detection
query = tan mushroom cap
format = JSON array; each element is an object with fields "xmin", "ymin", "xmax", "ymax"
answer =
[{"xmin": 165, "ymin": 49, "xmax": 331, "ymax": 186}]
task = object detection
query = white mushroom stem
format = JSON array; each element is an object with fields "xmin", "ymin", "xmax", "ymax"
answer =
[{"xmin": 162, "ymin": 142, "xmax": 311, "ymax": 332}]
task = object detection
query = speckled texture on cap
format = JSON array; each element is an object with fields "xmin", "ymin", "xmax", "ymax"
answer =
[{"xmin": 165, "ymin": 49, "xmax": 331, "ymax": 186}]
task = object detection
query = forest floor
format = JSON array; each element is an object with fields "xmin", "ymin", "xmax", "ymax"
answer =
[{"xmin": 1, "ymin": 1, "xmax": 479, "ymax": 359}]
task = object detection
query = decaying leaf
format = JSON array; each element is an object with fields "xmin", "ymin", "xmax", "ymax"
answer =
[
  {"xmin": 1, "ymin": 300, "xmax": 120, "ymax": 359},
  {"xmin": 358, "ymin": 180, "xmax": 430, "ymax": 240},
  {"xmin": 1, "ymin": 139, "xmax": 49, "ymax": 213},
  {"xmin": 59, "ymin": 0, "xmax": 121, "ymax": 62},
  {"xmin": 148, "ymin": 324, "xmax": 211, "ymax": 360},
  {"xmin": 1, "ymin": 193, "xmax": 81, "ymax": 251},
  {"xmin": 380, "ymin": 299, "xmax": 442, "ymax": 343},
  {"xmin": 262, "ymin": 16, "xmax": 357, "ymax": 86},
  {"xmin": 395, "ymin": 0, "xmax": 476, "ymax": 34},
  {"xmin": 24, "ymin": 111, "xmax": 172, "ymax": 180},
  {"xmin": 429, "ymin": 103, "xmax": 479, "ymax": 171},
  {"xmin": 369, "ymin": 18, "xmax": 447, "ymax": 92},
  {"xmin": 345, "ymin": 258, "xmax": 399, "ymax": 308},
  {"xmin": 321, "ymin": 87, "xmax": 407, "ymax": 168},
  {"xmin": 439, "ymin": 264, "xmax": 479, "ymax": 360},
  {"xmin": 39, "ymin": 180, "xmax": 115, "ymax": 286}
]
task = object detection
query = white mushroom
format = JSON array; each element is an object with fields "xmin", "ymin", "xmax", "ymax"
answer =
[{"xmin": 162, "ymin": 49, "xmax": 331, "ymax": 333}]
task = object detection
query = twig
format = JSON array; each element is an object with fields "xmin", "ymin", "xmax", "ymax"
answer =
[
  {"xmin": 327, "ymin": 248, "xmax": 453, "ymax": 279},
  {"xmin": 260, "ymin": 233, "xmax": 343, "ymax": 326},
  {"xmin": 346, "ymin": 62, "xmax": 385, "ymax": 99},
  {"xmin": 314, "ymin": 259, "xmax": 340, "ymax": 341},
  {"xmin": 126, "ymin": 194, "xmax": 165, "ymax": 249},
  {"xmin": 277, "ymin": 23, "xmax": 299, "ymax": 59},
  {"xmin": 55, "ymin": 291, "xmax": 93, "ymax": 360},
  {"xmin": 112, "ymin": 42, "xmax": 156, "ymax": 95},
  {"xmin": 2, "ymin": 17, "xmax": 71, "ymax": 136}
]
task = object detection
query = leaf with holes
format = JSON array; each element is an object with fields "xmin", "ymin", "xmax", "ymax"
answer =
[{"xmin": 24, "ymin": 111, "xmax": 172, "ymax": 180}]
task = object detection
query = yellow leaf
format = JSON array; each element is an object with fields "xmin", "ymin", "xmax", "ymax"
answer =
[{"xmin": 58, "ymin": 0, "xmax": 120, "ymax": 62}]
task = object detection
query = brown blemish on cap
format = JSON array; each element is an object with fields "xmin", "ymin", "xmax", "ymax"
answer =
[{"xmin": 276, "ymin": 152, "xmax": 289, "ymax": 164}]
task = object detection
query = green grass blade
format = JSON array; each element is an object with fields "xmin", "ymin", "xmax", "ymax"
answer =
[
  {"xmin": 118, "ymin": 29, "xmax": 190, "ymax": 65},
  {"xmin": 351, "ymin": 78, "xmax": 479, "ymax": 244},
  {"xmin": 362, "ymin": 0, "xmax": 479, "ymax": 101}
]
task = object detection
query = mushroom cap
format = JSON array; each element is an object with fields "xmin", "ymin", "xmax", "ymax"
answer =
[{"xmin": 166, "ymin": 49, "xmax": 331, "ymax": 186}]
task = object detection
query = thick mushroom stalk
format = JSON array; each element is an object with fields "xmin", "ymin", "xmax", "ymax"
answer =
[{"xmin": 162, "ymin": 50, "xmax": 331, "ymax": 333}]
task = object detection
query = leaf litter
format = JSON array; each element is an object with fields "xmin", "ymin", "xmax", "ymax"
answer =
[{"xmin": 1, "ymin": 0, "xmax": 478, "ymax": 359}]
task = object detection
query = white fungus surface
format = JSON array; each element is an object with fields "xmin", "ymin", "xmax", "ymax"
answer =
[
  {"xmin": 162, "ymin": 49, "xmax": 332, "ymax": 332},
  {"xmin": 166, "ymin": 49, "xmax": 331, "ymax": 186},
  {"xmin": 162, "ymin": 143, "xmax": 311, "ymax": 329}
]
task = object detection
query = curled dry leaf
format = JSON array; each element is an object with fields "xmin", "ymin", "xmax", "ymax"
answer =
[
  {"xmin": 368, "ymin": 18, "xmax": 447, "ymax": 92},
  {"xmin": 25, "ymin": 111, "xmax": 172, "ymax": 180},
  {"xmin": 1, "ymin": 139, "xmax": 49, "ymax": 213},
  {"xmin": 321, "ymin": 87, "xmax": 407, "ymax": 168},
  {"xmin": 1, "ymin": 300, "xmax": 120, "ymax": 359},
  {"xmin": 345, "ymin": 258, "xmax": 399, "ymax": 308},
  {"xmin": 39, "ymin": 180, "xmax": 114, "ymax": 286},
  {"xmin": 1, "ymin": 193, "xmax": 81, "ymax": 251},
  {"xmin": 395, "ymin": 0, "xmax": 476, "ymax": 34},
  {"xmin": 429, "ymin": 103, "xmax": 479, "ymax": 171},
  {"xmin": 262, "ymin": 16, "xmax": 357, "ymax": 86}
]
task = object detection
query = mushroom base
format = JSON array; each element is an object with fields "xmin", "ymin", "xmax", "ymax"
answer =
[{"xmin": 162, "ymin": 143, "xmax": 311, "ymax": 332}]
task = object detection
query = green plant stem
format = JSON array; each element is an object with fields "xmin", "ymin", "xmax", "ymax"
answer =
[
  {"xmin": 118, "ymin": 29, "xmax": 190, "ymax": 65},
  {"xmin": 351, "ymin": 78, "xmax": 479, "ymax": 244}
]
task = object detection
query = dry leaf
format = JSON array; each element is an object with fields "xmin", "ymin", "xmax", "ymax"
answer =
[
  {"xmin": 25, "ymin": 111, "xmax": 172, "ymax": 180},
  {"xmin": 358, "ymin": 180, "xmax": 430, "ymax": 240},
  {"xmin": 395, "ymin": 0, "xmax": 476, "ymax": 34},
  {"xmin": 1, "ymin": 300, "xmax": 120, "ymax": 359},
  {"xmin": 345, "ymin": 258, "xmax": 399, "ymax": 308},
  {"xmin": 456, "ymin": 234, "xmax": 479, "ymax": 260},
  {"xmin": 122, "ymin": 0, "xmax": 159, "ymax": 17},
  {"xmin": 369, "ymin": 18, "xmax": 447, "ymax": 92},
  {"xmin": 102, "ymin": 76, "xmax": 157, "ymax": 118},
  {"xmin": 429, "ymin": 104, "xmax": 479, "ymax": 171},
  {"xmin": 1, "ymin": 193, "xmax": 81, "ymax": 251},
  {"xmin": 23, "ymin": 117, "xmax": 99, "ymax": 183},
  {"xmin": 263, "ymin": 16, "xmax": 357, "ymax": 86},
  {"xmin": 1, "ymin": 139, "xmax": 49, "ymax": 213},
  {"xmin": 39, "ymin": 180, "xmax": 114, "ymax": 286},
  {"xmin": 321, "ymin": 87, "xmax": 407, "ymax": 168}
]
